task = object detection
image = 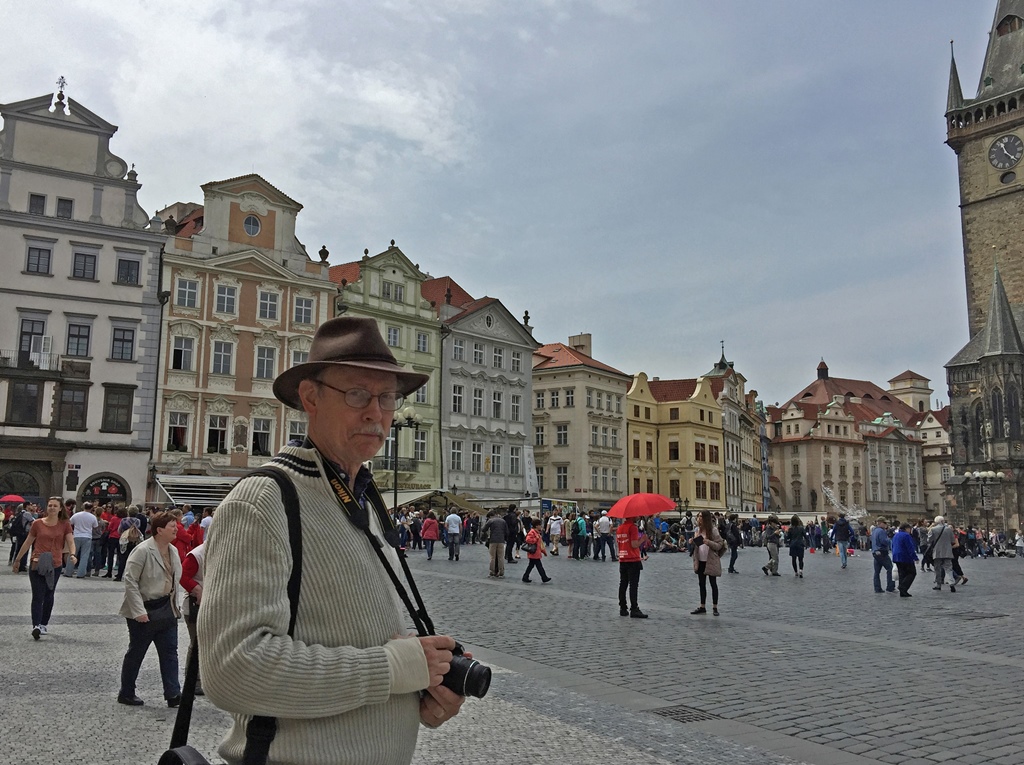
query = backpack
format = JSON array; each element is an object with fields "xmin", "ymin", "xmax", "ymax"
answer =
[
  {"xmin": 123, "ymin": 522, "xmax": 142, "ymax": 544},
  {"xmin": 11, "ymin": 512, "xmax": 30, "ymax": 538},
  {"xmin": 684, "ymin": 517, "xmax": 693, "ymax": 531}
]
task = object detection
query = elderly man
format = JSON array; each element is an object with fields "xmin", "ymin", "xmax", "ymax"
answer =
[
  {"xmin": 928, "ymin": 515, "xmax": 960, "ymax": 593},
  {"xmin": 199, "ymin": 317, "xmax": 465, "ymax": 765}
]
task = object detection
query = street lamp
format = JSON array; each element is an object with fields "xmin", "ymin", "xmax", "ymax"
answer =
[
  {"xmin": 392, "ymin": 405, "xmax": 422, "ymax": 511},
  {"xmin": 967, "ymin": 470, "xmax": 1004, "ymax": 534}
]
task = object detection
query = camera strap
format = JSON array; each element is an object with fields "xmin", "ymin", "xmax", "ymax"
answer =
[{"xmin": 319, "ymin": 453, "xmax": 436, "ymax": 638}]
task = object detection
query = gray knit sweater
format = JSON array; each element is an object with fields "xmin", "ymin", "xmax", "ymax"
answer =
[{"xmin": 198, "ymin": 444, "xmax": 425, "ymax": 765}]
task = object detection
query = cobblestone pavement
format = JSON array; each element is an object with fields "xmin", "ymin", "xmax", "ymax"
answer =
[{"xmin": 3, "ymin": 541, "xmax": 1022, "ymax": 764}]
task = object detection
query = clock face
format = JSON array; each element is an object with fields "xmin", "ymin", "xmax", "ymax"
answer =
[{"xmin": 989, "ymin": 134, "xmax": 1024, "ymax": 169}]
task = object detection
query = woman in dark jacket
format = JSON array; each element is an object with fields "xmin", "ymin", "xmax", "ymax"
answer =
[{"xmin": 787, "ymin": 515, "xmax": 806, "ymax": 578}]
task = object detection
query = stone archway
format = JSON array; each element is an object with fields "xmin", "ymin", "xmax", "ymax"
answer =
[
  {"xmin": 0, "ymin": 467, "xmax": 45, "ymax": 502},
  {"xmin": 78, "ymin": 472, "xmax": 132, "ymax": 507}
]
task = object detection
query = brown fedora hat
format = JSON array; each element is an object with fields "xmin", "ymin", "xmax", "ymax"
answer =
[{"xmin": 273, "ymin": 317, "xmax": 430, "ymax": 410}]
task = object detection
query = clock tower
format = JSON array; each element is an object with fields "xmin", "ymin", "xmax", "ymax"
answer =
[{"xmin": 946, "ymin": 0, "xmax": 1024, "ymax": 337}]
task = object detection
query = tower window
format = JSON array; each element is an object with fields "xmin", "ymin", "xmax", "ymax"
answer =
[{"xmin": 997, "ymin": 15, "xmax": 1023, "ymax": 37}]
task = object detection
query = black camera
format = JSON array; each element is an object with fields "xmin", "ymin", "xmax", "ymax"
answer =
[{"xmin": 441, "ymin": 642, "xmax": 491, "ymax": 698}]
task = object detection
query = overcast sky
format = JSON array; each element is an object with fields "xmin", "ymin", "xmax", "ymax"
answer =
[{"xmin": 3, "ymin": 1, "xmax": 1000, "ymax": 408}]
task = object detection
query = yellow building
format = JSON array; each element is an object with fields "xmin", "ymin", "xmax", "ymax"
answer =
[{"xmin": 627, "ymin": 373, "xmax": 726, "ymax": 515}]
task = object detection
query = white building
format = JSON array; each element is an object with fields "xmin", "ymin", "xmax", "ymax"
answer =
[
  {"xmin": 423, "ymin": 277, "xmax": 538, "ymax": 501},
  {"xmin": 0, "ymin": 89, "xmax": 165, "ymax": 505}
]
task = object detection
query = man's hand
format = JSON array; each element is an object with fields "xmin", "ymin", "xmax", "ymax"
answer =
[
  {"xmin": 418, "ymin": 635, "xmax": 455, "ymax": 688},
  {"xmin": 419, "ymin": 682, "xmax": 465, "ymax": 728}
]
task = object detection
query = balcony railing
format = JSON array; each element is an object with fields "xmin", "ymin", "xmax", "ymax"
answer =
[
  {"xmin": 371, "ymin": 456, "xmax": 419, "ymax": 472},
  {"xmin": 0, "ymin": 349, "xmax": 61, "ymax": 372}
]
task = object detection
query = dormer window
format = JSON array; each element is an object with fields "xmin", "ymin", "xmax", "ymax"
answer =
[
  {"xmin": 998, "ymin": 15, "xmax": 1023, "ymax": 36},
  {"xmin": 243, "ymin": 215, "xmax": 261, "ymax": 236}
]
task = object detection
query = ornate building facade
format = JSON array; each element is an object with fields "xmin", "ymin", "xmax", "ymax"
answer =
[
  {"xmin": 627, "ymin": 373, "xmax": 726, "ymax": 517},
  {"xmin": 149, "ymin": 175, "xmax": 334, "ymax": 505},
  {"xmin": 945, "ymin": 1, "xmax": 1024, "ymax": 532},
  {"xmin": 0, "ymin": 89, "xmax": 165, "ymax": 506},
  {"xmin": 329, "ymin": 245, "xmax": 441, "ymax": 499}
]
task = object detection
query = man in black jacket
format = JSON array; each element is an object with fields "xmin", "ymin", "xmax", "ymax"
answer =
[
  {"xmin": 504, "ymin": 505, "xmax": 521, "ymax": 564},
  {"xmin": 833, "ymin": 513, "xmax": 853, "ymax": 569}
]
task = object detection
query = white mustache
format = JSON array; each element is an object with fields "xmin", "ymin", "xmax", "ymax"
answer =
[{"xmin": 356, "ymin": 427, "xmax": 385, "ymax": 438}]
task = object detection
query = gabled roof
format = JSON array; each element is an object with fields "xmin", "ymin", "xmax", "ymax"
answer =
[
  {"xmin": 328, "ymin": 261, "xmax": 361, "ymax": 287},
  {"xmin": 0, "ymin": 93, "xmax": 118, "ymax": 135},
  {"xmin": 888, "ymin": 370, "xmax": 929, "ymax": 384},
  {"xmin": 421, "ymin": 276, "xmax": 475, "ymax": 312},
  {"xmin": 201, "ymin": 174, "xmax": 302, "ymax": 210},
  {"xmin": 647, "ymin": 377, "xmax": 725, "ymax": 404},
  {"xmin": 534, "ymin": 343, "xmax": 627, "ymax": 377}
]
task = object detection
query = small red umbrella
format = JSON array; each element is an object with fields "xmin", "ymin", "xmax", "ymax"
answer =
[
  {"xmin": 606, "ymin": 493, "xmax": 675, "ymax": 519},
  {"xmin": 0, "ymin": 494, "xmax": 25, "ymax": 503}
]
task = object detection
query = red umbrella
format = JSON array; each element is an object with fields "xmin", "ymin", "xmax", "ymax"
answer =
[
  {"xmin": 0, "ymin": 494, "xmax": 25, "ymax": 503},
  {"xmin": 606, "ymin": 493, "xmax": 675, "ymax": 519}
]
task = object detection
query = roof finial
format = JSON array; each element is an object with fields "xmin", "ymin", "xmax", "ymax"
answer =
[{"xmin": 50, "ymin": 75, "xmax": 70, "ymax": 115}]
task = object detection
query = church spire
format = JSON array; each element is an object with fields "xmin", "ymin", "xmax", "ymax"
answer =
[
  {"xmin": 976, "ymin": 0, "xmax": 1024, "ymax": 99},
  {"xmin": 981, "ymin": 266, "xmax": 1024, "ymax": 356},
  {"xmin": 947, "ymin": 40, "xmax": 964, "ymax": 113}
]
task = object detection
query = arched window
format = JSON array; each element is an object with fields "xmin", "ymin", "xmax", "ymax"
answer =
[
  {"xmin": 992, "ymin": 388, "xmax": 1005, "ymax": 438},
  {"xmin": 1008, "ymin": 385, "xmax": 1022, "ymax": 440},
  {"xmin": 997, "ymin": 15, "xmax": 1023, "ymax": 36}
]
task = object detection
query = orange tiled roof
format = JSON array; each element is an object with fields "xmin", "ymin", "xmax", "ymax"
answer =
[
  {"xmin": 534, "ymin": 343, "xmax": 627, "ymax": 377},
  {"xmin": 329, "ymin": 261, "xmax": 361, "ymax": 287},
  {"xmin": 174, "ymin": 206, "xmax": 204, "ymax": 239},
  {"xmin": 646, "ymin": 377, "xmax": 725, "ymax": 403},
  {"xmin": 785, "ymin": 375, "xmax": 918, "ymax": 423},
  {"xmin": 421, "ymin": 276, "xmax": 475, "ymax": 313}
]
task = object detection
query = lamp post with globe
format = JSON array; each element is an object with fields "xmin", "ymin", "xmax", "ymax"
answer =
[{"xmin": 391, "ymin": 406, "xmax": 422, "ymax": 511}]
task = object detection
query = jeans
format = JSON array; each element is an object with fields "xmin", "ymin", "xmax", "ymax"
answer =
[
  {"xmin": 72, "ymin": 537, "xmax": 92, "ymax": 577},
  {"xmin": 104, "ymin": 536, "xmax": 120, "ymax": 574},
  {"xmin": 10, "ymin": 534, "xmax": 27, "ymax": 570},
  {"xmin": 873, "ymin": 552, "xmax": 895, "ymax": 592},
  {"xmin": 120, "ymin": 618, "xmax": 181, "ymax": 700},
  {"xmin": 523, "ymin": 557, "xmax": 549, "ymax": 582},
  {"xmin": 618, "ymin": 560, "xmax": 642, "ymax": 610},
  {"xmin": 594, "ymin": 534, "xmax": 617, "ymax": 561},
  {"xmin": 447, "ymin": 536, "xmax": 460, "ymax": 560},
  {"xmin": 424, "ymin": 539, "xmax": 435, "ymax": 559},
  {"xmin": 728, "ymin": 546, "xmax": 739, "ymax": 572},
  {"xmin": 29, "ymin": 566, "xmax": 62, "ymax": 626},
  {"xmin": 837, "ymin": 540, "xmax": 850, "ymax": 567},
  {"xmin": 92, "ymin": 536, "xmax": 107, "ymax": 572}
]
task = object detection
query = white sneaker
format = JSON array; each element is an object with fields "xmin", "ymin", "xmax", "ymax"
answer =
[{"xmin": 38, "ymin": 625, "xmax": 47, "ymax": 635}]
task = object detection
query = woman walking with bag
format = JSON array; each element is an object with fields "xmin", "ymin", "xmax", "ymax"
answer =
[
  {"xmin": 11, "ymin": 496, "xmax": 76, "ymax": 639},
  {"xmin": 117, "ymin": 511, "xmax": 182, "ymax": 707},
  {"xmin": 691, "ymin": 510, "xmax": 726, "ymax": 616},
  {"xmin": 521, "ymin": 518, "xmax": 551, "ymax": 584}
]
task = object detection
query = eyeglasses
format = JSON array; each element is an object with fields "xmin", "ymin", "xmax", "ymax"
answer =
[{"xmin": 316, "ymin": 380, "xmax": 404, "ymax": 411}]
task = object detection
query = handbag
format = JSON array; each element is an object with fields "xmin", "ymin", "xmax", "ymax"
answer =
[{"xmin": 522, "ymin": 542, "xmax": 538, "ymax": 554}]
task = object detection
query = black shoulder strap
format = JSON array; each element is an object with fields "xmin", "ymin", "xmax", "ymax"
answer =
[
  {"xmin": 242, "ymin": 466, "xmax": 303, "ymax": 765},
  {"xmin": 165, "ymin": 464, "xmax": 303, "ymax": 765}
]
